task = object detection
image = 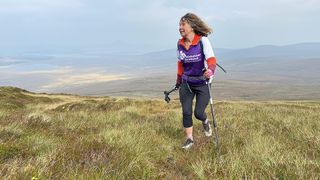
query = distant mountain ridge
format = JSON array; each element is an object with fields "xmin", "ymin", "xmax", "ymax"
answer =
[
  {"xmin": 140, "ymin": 42, "xmax": 320, "ymax": 62},
  {"xmin": 2, "ymin": 42, "xmax": 320, "ymax": 63},
  {"xmin": 1, "ymin": 42, "xmax": 319, "ymax": 99},
  {"xmin": 217, "ymin": 42, "xmax": 320, "ymax": 61}
]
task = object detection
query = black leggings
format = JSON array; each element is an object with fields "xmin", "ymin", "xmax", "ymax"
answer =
[{"xmin": 179, "ymin": 82, "xmax": 210, "ymax": 128}]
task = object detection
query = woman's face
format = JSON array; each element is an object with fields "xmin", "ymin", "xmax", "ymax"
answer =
[{"xmin": 179, "ymin": 20, "xmax": 193, "ymax": 37}]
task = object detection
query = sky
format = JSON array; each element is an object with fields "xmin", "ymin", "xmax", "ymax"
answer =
[{"xmin": 1, "ymin": 0, "xmax": 320, "ymax": 55}]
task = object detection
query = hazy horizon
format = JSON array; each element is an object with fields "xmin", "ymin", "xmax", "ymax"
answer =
[
  {"xmin": 1, "ymin": 43, "xmax": 320, "ymax": 100},
  {"xmin": 1, "ymin": 41, "xmax": 320, "ymax": 57}
]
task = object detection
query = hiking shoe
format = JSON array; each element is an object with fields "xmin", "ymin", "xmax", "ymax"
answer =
[
  {"xmin": 182, "ymin": 138, "xmax": 194, "ymax": 150},
  {"xmin": 203, "ymin": 121, "xmax": 212, "ymax": 137}
]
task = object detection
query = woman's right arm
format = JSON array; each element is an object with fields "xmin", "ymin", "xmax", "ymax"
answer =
[{"xmin": 176, "ymin": 60, "xmax": 183, "ymax": 88}]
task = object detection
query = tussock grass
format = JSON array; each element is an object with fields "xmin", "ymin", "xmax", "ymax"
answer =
[
  {"xmin": 0, "ymin": 87, "xmax": 60, "ymax": 110},
  {"xmin": 0, "ymin": 86, "xmax": 319, "ymax": 179}
]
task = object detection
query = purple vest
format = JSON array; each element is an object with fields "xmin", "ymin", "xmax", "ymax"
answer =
[{"xmin": 177, "ymin": 41, "xmax": 206, "ymax": 85}]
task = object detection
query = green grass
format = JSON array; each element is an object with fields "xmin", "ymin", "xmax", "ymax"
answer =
[{"xmin": 0, "ymin": 86, "xmax": 319, "ymax": 179}]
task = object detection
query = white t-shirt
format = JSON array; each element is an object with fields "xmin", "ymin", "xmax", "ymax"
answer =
[{"xmin": 201, "ymin": 36, "xmax": 215, "ymax": 60}]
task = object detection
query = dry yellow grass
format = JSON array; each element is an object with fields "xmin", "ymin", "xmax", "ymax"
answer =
[{"xmin": 0, "ymin": 86, "xmax": 319, "ymax": 179}]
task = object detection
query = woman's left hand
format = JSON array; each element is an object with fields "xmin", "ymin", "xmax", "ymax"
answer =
[{"xmin": 203, "ymin": 69, "xmax": 213, "ymax": 79}]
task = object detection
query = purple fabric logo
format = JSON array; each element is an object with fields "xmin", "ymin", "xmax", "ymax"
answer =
[
  {"xmin": 178, "ymin": 50, "xmax": 187, "ymax": 60},
  {"xmin": 184, "ymin": 53, "xmax": 202, "ymax": 63}
]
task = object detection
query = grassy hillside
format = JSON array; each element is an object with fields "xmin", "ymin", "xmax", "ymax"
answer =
[{"xmin": 0, "ymin": 86, "xmax": 319, "ymax": 179}]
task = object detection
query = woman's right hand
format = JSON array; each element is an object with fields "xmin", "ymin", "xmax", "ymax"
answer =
[
  {"xmin": 175, "ymin": 83, "xmax": 181, "ymax": 90},
  {"xmin": 203, "ymin": 69, "xmax": 213, "ymax": 79}
]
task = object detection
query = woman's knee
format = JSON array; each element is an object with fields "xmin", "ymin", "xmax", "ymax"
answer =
[{"xmin": 194, "ymin": 110, "xmax": 206, "ymax": 121}]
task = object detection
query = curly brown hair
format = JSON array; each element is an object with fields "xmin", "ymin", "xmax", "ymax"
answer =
[{"xmin": 180, "ymin": 13, "xmax": 213, "ymax": 37}]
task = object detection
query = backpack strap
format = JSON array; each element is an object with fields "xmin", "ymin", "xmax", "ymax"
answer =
[
  {"xmin": 199, "ymin": 38, "xmax": 208, "ymax": 70},
  {"xmin": 199, "ymin": 38, "xmax": 205, "ymax": 60}
]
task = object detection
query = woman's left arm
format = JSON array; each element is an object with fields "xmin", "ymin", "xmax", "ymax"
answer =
[{"xmin": 202, "ymin": 37, "xmax": 217, "ymax": 77}]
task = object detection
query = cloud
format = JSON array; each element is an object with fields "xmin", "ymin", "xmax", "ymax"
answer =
[
  {"xmin": 108, "ymin": 0, "xmax": 191, "ymax": 24},
  {"xmin": 0, "ymin": 0, "xmax": 84, "ymax": 13},
  {"xmin": 194, "ymin": 0, "xmax": 320, "ymax": 21},
  {"xmin": 0, "ymin": 0, "xmax": 319, "ymax": 51}
]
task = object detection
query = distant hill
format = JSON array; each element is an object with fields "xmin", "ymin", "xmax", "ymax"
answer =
[
  {"xmin": 1, "ymin": 42, "xmax": 319, "ymax": 100},
  {"xmin": 217, "ymin": 43, "xmax": 320, "ymax": 63},
  {"xmin": 63, "ymin": 42, "xmax": 320, "ymax": 99},
  {"xmin": 137, "ymin": 42, "xmax": 320, "ymax": 64},
  {"xmin": 124, "ymin": 42, "xmax": 320, "ymax": 77}
]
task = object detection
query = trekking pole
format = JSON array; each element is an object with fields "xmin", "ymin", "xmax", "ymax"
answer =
[
  {"xmin": 217, "ymin": 63, "xmax": 227, "ymax": 73},
  {"xmin": 164, "ymin": 86, "xmax": 178, "ymax": 103},
  {"xmin": 203, "ymin": 68, "xmax": 220, "ymax": 157}
]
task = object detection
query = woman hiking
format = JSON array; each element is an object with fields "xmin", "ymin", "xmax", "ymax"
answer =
[{"xmin": 175, "ymin": 13, "xmax": 217, "ymax": 149}]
